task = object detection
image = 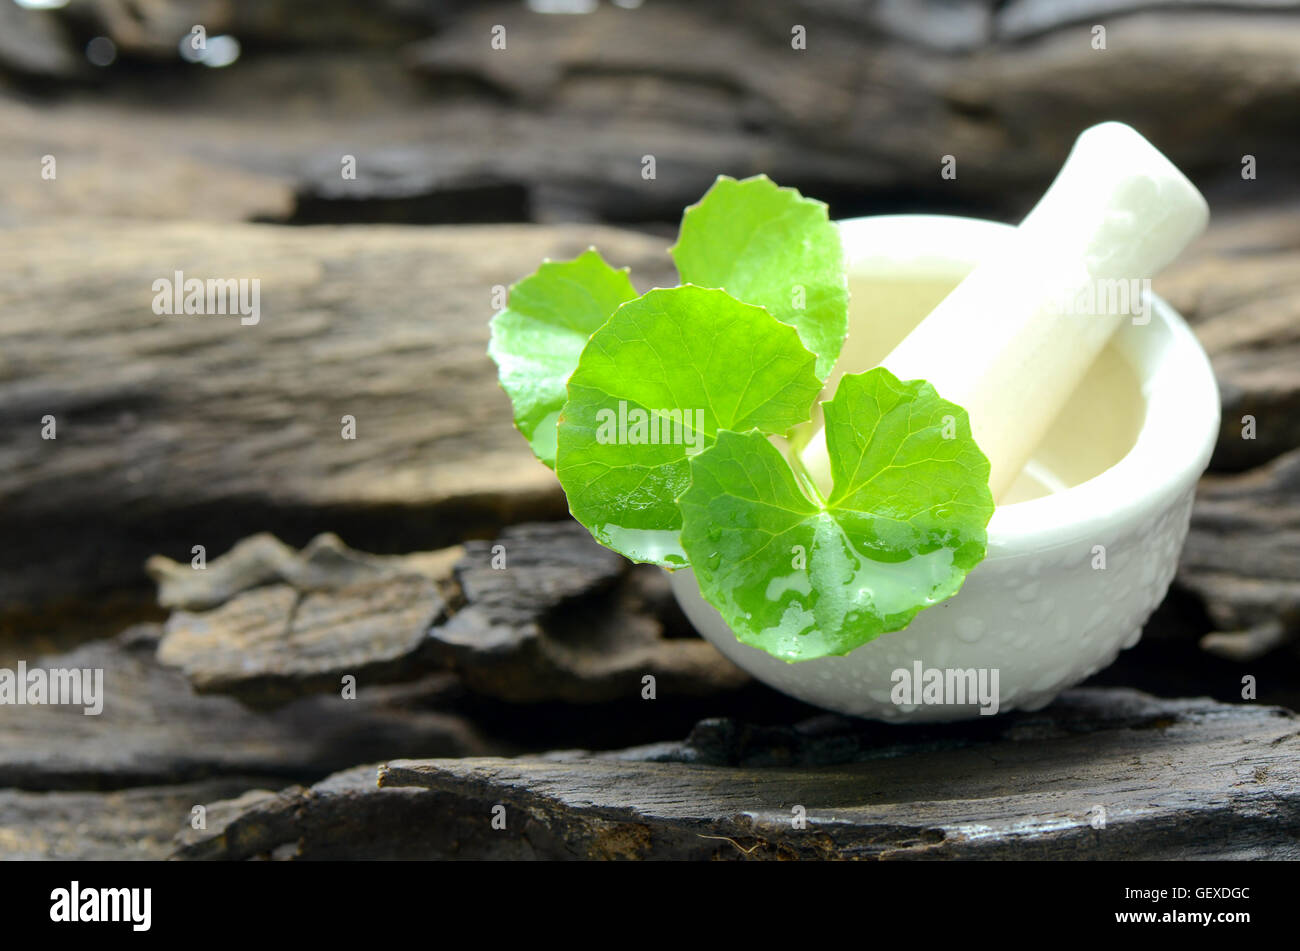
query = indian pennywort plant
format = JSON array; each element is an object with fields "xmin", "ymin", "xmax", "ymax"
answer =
[{"xmin": 488, "ymin": 175, "xmax": 994, "ymax": 661}]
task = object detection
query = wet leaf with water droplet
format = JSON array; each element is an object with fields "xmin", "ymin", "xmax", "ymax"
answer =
[
  {"xmin": 556, "ymin": 285, "xmax": 821, "ymax": 566},
  {"xmin": 488, "ymin": 250, "xmax": 638, "ymax": 468},
  {"xmin": 678, "ymin": 368, "xmax": 994, "ymax": 661}
]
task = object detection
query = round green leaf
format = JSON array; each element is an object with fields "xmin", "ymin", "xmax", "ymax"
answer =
[
  {"xmin": 670, "ymin": 175, "xmax": 848, "ymax": 380},
  {"xmin": 487, "ymin": 249, "xmax": 637, "ymax": 468},
  {"xmin": 678, "ymin": 368, "xmax": 995, "ymax": 661},
  {"xmin": 556, "ymin": 285, "xmax": 822, "ymax": 567}
]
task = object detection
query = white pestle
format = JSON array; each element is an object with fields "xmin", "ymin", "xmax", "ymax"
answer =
[{"xmin": 799, "ymin": 122, "xmax": 1209, "ymax": 502}]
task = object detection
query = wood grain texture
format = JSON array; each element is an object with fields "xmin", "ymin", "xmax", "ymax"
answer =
[
  {"xmin": 0, "ymin": 778, "xmax": 276, "ymax": 860},
  {"xmin": 0, "ymin": 626, "xmax": 495, "ymax": 792},
  {"xmin": 6, "ymin": 7, "xmax": 1300, "ymax": 226},
  {"xmin": 0, "ymin": 220, "xmax": 676, "ymax": 609},
  {"xmin": 153, "ymin": 532, "xmax": 459, "ymax": 707},
  {"xmin": 1181, "ymin": 449, "xmax": 1300, "ymax": 658},
  {"xmin": 429, "ymin": 523, "xmax": 751, "ymax": 702},
  {"xmin": 148, "ymin": 523, "xmax": 748, "ymax": 706},
  {"xmin": 171, "ymin": 688, "xmax": 1300, "ymax": 859},
  {"xmin": 378, "ymin": 689, "xmax": 1300, "ymax": 860}
]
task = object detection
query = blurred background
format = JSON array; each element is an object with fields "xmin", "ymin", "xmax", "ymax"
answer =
[
  {"xmin": 4, "ymin": 0, "xmax": 1298, "ymax": 225},
  {"xmin": 1, "ymin": 0, "xmax": 1298, "ymax": 858}
]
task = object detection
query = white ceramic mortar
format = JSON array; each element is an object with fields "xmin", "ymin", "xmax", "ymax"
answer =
[{"xmin": 669, "ymin": 214, "xmax": 1220, "ymax": 722}]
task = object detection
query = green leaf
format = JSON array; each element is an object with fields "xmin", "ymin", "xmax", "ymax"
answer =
[
  {"xmin": 678, "ymin": 368, "xmax": 995, "ymax": 662},
  {"xmin": 670, "ymin": 175, "xmax": 848, "ymax": 380},
  {"xmin": 488, "ymin": 249, "xmax": 638, "ymax": 468},
  {"xmin": 556, "ymin": 285, "xmax": 822, "ymax": 567}
]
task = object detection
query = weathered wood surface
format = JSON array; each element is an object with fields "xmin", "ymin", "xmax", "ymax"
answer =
[
  {"xmin": 1180, "ymin": 449, "xmax": 1300, "ymax": 659},
  {"xmin": 5, "ymin": 5, "xmax": 1300, "ymax": 226},
  {"xmin": 172, "ymin": 765, "xmax": 476, "ymax": 861},
  {"xmin": 171, "ymin": 688, "xmax": 1300, "ymax": 860},
  {"xmin": 428, "ymin": 523, "xmax": 750, "ymax": 703},
  {"xmin": 0, "ymin": 778, "xmax": 274, "ymax": 860},
  {"xmin": 147, "ymin": 531, "xmax": 464, "ymax": 612},
  {"xmin": 1155, "ymin": 206, "xmax": 1300, "ymax": 656},
  {"xmin": 153, "ymin": 533, "xmax": 458, "ymax": 707},
  {"xmin": 378, "ymin": 690, "xmax": 1300, "ymax": 860},
  {"xmin": 160, "ymin": 575, "xmax": 443, "ymax": 708},
  {"xmin": 1159, "ymin": 206, "xmax": 1300, "ymax": 472},
  {"xmin": 992, "ymin": 0, "xmax": 1300, "ymax": 39},
  {"xmin": 0, "ymin": 626, "xmax": 496, "ymax": 792},
  {"xmin": 0, "ymin": 221, "xmax": 675, "ymax": 610},
  {"xmin": 149, "ymin": 524, "xmax": 747, "ymax": 707},
  {"xmin": 403, "ymin": 3, "xmax": 1300, "ymax": 211}
]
